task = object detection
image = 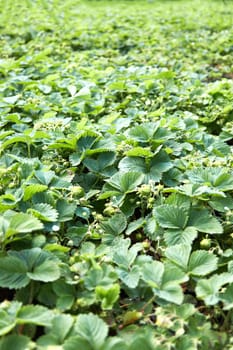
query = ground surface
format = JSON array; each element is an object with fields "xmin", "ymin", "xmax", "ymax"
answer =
[{"xmin": 1, "ymin": 1, "xmax": 233, "ymax": 349}]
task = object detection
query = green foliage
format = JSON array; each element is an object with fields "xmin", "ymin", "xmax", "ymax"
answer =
[
  {"xmin": 1, "ymin": 0, "xmax": 233, "ymax": 348},
  {"xmin": 0, "ymin": 248, "xmax": 60, "ymax": 289},
  {"xmin": 165, "ymin": 244, "xmax": 218, "ymax": 276}
]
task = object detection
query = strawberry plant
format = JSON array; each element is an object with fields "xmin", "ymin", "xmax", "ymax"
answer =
[{"xmin": 1, "ymin": 0, "xmax": 233, "ymax": 348}]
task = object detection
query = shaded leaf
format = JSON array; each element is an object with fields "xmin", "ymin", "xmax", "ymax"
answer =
[
  {"xmin": 64, "ymin": 336, "xmax": 93, "ymax": 350},
  {"xmin": 57, "ymin": 199, "xmax": 76, "ymax": 222},
  {"xmin": 195, "ymin": 273, "xmax": 233, "ymax": 305},
  {"xmin": 0, "ymin": 335, "xmax": 31, "ymax": 350}
]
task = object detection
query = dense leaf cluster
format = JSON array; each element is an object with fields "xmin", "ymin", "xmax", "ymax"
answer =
[{"xmin": 0, "ymin": 0, "xmax": 233, "ymax": 348}]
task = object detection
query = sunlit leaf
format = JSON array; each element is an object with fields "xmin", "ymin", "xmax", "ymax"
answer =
[
  {"xmin": 154, "ymin": 205, "xmax": 189, "ymax": 229},
  {"xmin": 74, "ymin": 313, "xmax": 108, "ymax": 349}
]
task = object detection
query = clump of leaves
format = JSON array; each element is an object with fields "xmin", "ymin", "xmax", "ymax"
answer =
[{"xmin": 1, "ymin": 0, "xmax": 233, "ymax": 348}]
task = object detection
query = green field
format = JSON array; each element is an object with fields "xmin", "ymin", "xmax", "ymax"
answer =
[{"xmin": 1, "ymin": 0, "xmax": 233, "ymax": 348}]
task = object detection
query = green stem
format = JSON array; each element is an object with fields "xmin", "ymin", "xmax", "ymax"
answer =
[
  {"xmin": 140, "ymin": 295, "xmax": 156, "ymax": 313},
  {"xmin": 27, "ymin": 142, "xmax": 31, "ymax": 158},
  {"xmin": 221, "ymin": 310, "xmax": 232, "ymax": 332},
  {"xmin": 28, "ymin": 281, "xmax": 35, "ymax": 304}
]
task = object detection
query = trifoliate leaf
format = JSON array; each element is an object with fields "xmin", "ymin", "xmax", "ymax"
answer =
[
  {"xmin": 126, "ymin": 218, "xmax": 145, "ymax": 235},
  {"xmin": 17, "ymin": 305, "xmax": 54, "ymax": 327},
  {"xmin": 100, "ymin": 212, "xmax": 127, "ymax": 236},
  {"xmin": 51, "ymin": 315, "xmax": 74, "ymax": 343},
  {"xmin": 195, "ymin": 273, "xmax": 233, "ymax": 305},
  {"xmin": 141, "ymin": 261, "xmax": 164, "ymax": 288},
  {"xmin": 113, "ymin": 243, "xmax": 141, "ymax": 268},
  {"xmin": 165, "ymin": 244, "xmax": 191, "ymax": 270},
  {"xmin": 0, "ymin": 256, "xmax": 29, "ymax": 289},
  {"xmin": 27, "ymin": 259, "xmax": 60, "ymax": 282},
  {"xmin": 156, "ymin": 282, "xmax": 183, "ymax": 305},
  {"xmin": 0, "ymin": 310, "xmax": 17, "ymax": 336},
  {"xmin": 83, "ymin": 152, "xmax": 116, "ymax": 173},
  {"xmin": 220, "ymin": 283, "xmax": 233, "ymax": 310},
  {"xmin": 154, "ymin": 204, "xmax": 189, "ymax": 229},
  {"xmin": 0, "ymin": 248, "xmax": 60, "ymax": 289},
  {"xmin": 95, "ymin": 284, "xmax": 120, "ymax": 310},
  {"xmin": 186, "ymin": 167, "xmax": 233, "ymax": 191},
  {"xmin": 164, "ymin": 226, "xmax": 198, "ymax": 246},
  {"xmin": 3, "ymin": 95, "xmax": 20, "ymax": 104},
  {"xmin": 209, "ymin": 194, "xmax": 233, "ymax": 212},
  {"xmin": 116, "ymin": 266, "xmax": 140, "ymax": 288},
  {"xmin": 29, "ymin": 203, "xmax": 58, "ymax": 222},
  {"xmin": 119, "ymin": 151, "xmax": 172, "ymax": 183},
  {"xmin": 6, "ymin": 213, "xmax": 43, "ymax": 238},
  {"xmin": 188, "ymin": 250, "xmax": 218, "ymax": 276},
  {"xmin": 0, "ymin": 335, "xmax": 31, "ymax": 350},
  {"xmin": 107, "ymin": 171, "xmax": 144, "ymax": 193},
  {"xmin": 64, "ymin": 337, "xmax": 93, "ymax": 350},
  {"xmin": 56, "ymin": 199, "xmax": 76, "ymax": 222},
  {"xmin": 23, "ymin": 184, "xmax": 48, "ymax": 201},
  {"xmin": 34, "ymin": 170, "xmax": 55, "ymax": 186},
  {"xmin": 188, "ymin": 209, "xmax": 223, "ymax": 234},
  {"xmin": 129, "ymin": 122, "xmax": 159, "ymax": 143},
  {"xmin": 74, "ymin": 313, "xmax": 108, "ymax": 349}
]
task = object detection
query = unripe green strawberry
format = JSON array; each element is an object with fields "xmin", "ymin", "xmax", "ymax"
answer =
[
  {"xmin": 71, "ymin": 185, "xmax": 84, "ymax": 197},
  {"xmin": 142, "ymin": 240, "xmax": 150, "ymax": 249},
  {"xmin": 200, "ymin": 238, "xmax": 211, "ymax": 249},
  {"xmin": 138, "ymin": 184, "xmax": 151, "ymax": 196},
  {"xmin": 104, "ymin": 206, "xmax": 116, "ymax": 216}
]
